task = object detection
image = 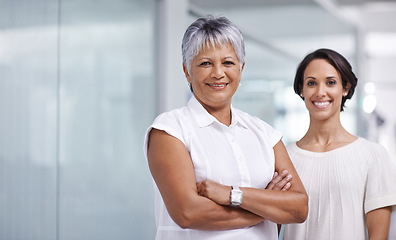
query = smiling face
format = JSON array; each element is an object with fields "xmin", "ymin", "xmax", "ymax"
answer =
[
  {"xmin": 301, "ymin": 59, "xmax": 349, "ymax": 121},
  {"xmin": 183, "ymin": 42, "xmax": 244, "ymax": 111}
]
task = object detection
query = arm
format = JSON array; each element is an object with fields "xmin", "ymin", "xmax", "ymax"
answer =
[
  {"xmin": 198, "ymin": 140, "xmax": 308, "ymax": 224},
  {"xmin": 147, "ymin": 128, "xmax": 263, "ymax": 230},
  {"xmin": 197, "ymin": 170, "xmax": 291, "ymax": 235},
  {"xmin": 367, "ymin": 206, "xmax": 391, "ymax": 240},
  {"xmin": 197, "ymin": 169, "xmax": 292, "ymax": 204},
  {"xmin": 241, "ymin": 140, "xmax": 308, "ymax": 223}
]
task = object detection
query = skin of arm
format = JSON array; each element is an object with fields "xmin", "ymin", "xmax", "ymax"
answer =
[
  {"xmin": 366, "ymin": 206, "xmax": 392, "ymax": 240},
  {"xmin": 147, "ymin": 128, "xmax": 264, "ymax": 230},
  {"xmin": 197, "ymin": 140, "xmax": 308, "ymax": 224}
]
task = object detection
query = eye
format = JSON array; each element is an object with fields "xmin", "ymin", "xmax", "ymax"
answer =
[
  {"xmin": 327, "ymin": 80, "xmax": 336, "ymax": 85},
  {"xmin": 199, "ymin": 61, "xmax": 211, "ymax": 66},
  {"xmin": 307, "ymin": 81, "xmax": 316, "ymax": 86},
  {"xmin": 223, "ymin": 61, "xmax": 235, "ymax": 65}
]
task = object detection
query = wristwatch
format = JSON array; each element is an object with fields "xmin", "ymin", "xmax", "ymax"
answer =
[{"xmin": 230, "ymin": 186, "xmax": 243, "ymax": 206}]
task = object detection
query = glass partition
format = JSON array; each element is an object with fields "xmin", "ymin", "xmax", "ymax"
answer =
[
  {"xmin": 58, "ymin": 0, "xmax": 156, "ymax": 239},
  {"xmin": 0, "ymin": 0, "xmax": 156, "ymax": 239},
  {"xmin": 0, "ymin": 1, "xmax": 59, "ymax": 239}
]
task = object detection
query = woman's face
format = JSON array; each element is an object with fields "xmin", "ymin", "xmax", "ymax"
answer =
[
  {"xmin": 183, "ymin": 42, "xmax": 244, "ymax": 110},
  {"xmin": 301, "ymin": 59, "xmax": 348, "ymax": 121}
]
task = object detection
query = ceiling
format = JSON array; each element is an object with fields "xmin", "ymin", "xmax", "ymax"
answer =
[
  {"xmin": 189, "ymin": 0, "xmax": 396, "ymax": 32},
  {"xmin": 336, "ymin": 0, "xmax": 396, "ymax": 4}
]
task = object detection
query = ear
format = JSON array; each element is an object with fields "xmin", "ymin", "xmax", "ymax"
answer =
[
  {"xmin": 183, "ymin": 64, "xmax": 191, "ymax": 82},
  {"xmin": 299, "ymin": 84, "xmax": 304, "ymax": 98},
  {"xmin": 344, "ymin": 82, "xmax": 352, "ymax": 96}
]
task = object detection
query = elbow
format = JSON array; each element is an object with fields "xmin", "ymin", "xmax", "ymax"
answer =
[
  {"xmin": 170, "ymin": 207, "xmax": 197, "ymax": 229},
  {"xmin": 283, "ymin": 193, "xmax": 308, "ymax": 224},
  {"xmin": 295, "ymin": 208, "xmax": 308, "ymax": 223},
  {"xmin": 173, "ymin": 216, "xmax": 193, "ymax": 229},
  {"xmin": 295, "ymin": 194, "xmax": 309, "ymax": 223}
]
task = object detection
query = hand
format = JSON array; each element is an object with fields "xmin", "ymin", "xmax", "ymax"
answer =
[
  {"xmin": 197, "ymin": 179, "xmax": 231, "ymax": 206},
  {"xmin": 266, "ymin": 170, "xmax": 292, "ymax": 191}
]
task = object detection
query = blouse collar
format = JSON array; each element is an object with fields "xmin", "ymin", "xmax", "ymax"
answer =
[{"xmin": 187, "ymin": 95, "xmax": 248, "ymax": 129}]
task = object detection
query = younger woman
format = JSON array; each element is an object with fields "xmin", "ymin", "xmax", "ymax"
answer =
[{"xmin": 283, "ymin": 48, "xmax": 396, "ymax": 240}]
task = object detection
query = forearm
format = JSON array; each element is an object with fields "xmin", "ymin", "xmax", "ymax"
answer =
[
  {"xmin": 174, "ymin": 195, "xmax": 263, "ymax": 230},
  {"xmin": 367, "ymin": 206, "xmax": 392, "ymax": 240},
  {"xmin": 240, "ymin": 187, "xmax": 308, "ymax": 224}
]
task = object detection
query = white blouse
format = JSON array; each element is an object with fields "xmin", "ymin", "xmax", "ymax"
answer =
[
  {"xmin": 144, "ymin": 96, "xmax": 282, "ymax": 240},
  {"xmin": 283, "ymin": 138, "xmax": 396, "ymax": 240}
]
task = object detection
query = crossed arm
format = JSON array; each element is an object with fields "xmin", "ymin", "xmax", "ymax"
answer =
[{"xmin": 147, "ymin": 128, "xmax": 308, "ymax": 230}]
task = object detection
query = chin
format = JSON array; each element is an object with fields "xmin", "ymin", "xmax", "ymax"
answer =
[{"xmin": 311, "ymin": 111, "xmax": 339, "ymax": 121}]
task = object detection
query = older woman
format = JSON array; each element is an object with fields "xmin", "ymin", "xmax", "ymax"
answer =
[
  {"xmin": 144, "ymin": 16, "xmax": 308, "ymax": 240},
  {"xmin": 282, "ymin": 48, "xmax": 396, "ymax": 240}
]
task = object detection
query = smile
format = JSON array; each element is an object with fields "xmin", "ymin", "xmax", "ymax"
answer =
[
  {"xmin": 206, "ymin": 83, "xmax": 229, "ymax": 87},
  {"xmin": 313, "ymin": 101, "xmax": 331, "ymax": 108}
]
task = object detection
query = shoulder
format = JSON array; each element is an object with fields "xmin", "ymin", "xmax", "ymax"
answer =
[
  {"xmin": 233, "ymin": 108, "xmax": 283, "ymax": 146},
  {"xmin": 355, "ymin": 138, "xmax": 388, "ymax": 156},
  {"xmin": 353, "ymin": 138, "xmax": 393, "ymax": 168},
  {"xmin": 144, "ymin": 106, "xmax": 190, "ymax": 148},
  {"xmin": 234, "ymin": 108, "xmax": 276, "ymax": 131}
]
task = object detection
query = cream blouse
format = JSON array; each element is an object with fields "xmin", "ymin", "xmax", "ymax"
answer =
[{"xmin": 283, "ymin": 138, "xmax": 396, "ymax": 240}]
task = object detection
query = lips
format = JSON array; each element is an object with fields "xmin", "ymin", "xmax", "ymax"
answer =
[
  {"xmin": 313, "ymin": 101, "xmax": 331, "ymax": 108},
  {"xmin": 206, "ymin": 83, "xmax": 229, "ymax": 87}
]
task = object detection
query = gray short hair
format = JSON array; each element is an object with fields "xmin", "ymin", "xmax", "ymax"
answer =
[{"xmin": 182, "ymin": 15, "xmax": 245, "ymax": 73}]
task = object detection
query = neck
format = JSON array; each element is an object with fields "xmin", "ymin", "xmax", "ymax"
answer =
[
  {"xmin": 198, "ymin": 100, "xmax": 232, "ymax": 126},
  {"xmin": 303, "ymin": 113, "xmax": 350, "ymax": 144},
  {"xmin": 206, "ymin": 106, "xmax": 232, "ymax": 126}
]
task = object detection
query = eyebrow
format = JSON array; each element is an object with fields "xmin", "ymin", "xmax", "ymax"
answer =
[
  {"xmin": 305, "ymin": 76, "xmax": 338, "ymax": 80},
  {"xmin": 197, "ymin": 56, "xmax": 236, "ymax": 62},
  {"xmin": 197, "ymin": 57, "xmax": 211, "ymax": 61}
]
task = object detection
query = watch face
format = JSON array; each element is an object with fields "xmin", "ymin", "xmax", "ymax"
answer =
[{"xmin": 231, "ymin": 188, "xmax": 243, "ymax": 205}]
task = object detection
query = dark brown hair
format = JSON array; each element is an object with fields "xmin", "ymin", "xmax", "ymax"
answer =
[{"xmin": 294, "ymin": 48, "xmax": 358, "ymax": 112}]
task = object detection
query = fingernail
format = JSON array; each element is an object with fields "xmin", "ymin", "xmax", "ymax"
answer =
[{"xmin": 282, "ymin": 170, "xmax": 288, "ymax": 174}]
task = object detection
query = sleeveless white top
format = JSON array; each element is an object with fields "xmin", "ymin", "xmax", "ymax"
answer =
[{"xmin": 144, "ymin": 96, "xmax": 282, "ymax": 240}]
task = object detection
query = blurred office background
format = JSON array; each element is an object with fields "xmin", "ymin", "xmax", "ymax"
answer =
[{"xmin": 1, "ymin": 0, "xmax": 395, "ymax": 239}]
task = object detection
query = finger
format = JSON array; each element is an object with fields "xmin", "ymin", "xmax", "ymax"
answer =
[
  {"xmin": 282, "ymin": 182, "xmax": 291, "ymax": 191},
  {"xmin": 267, "ymin": 178, "xmax": 281, "ymax": 190},
  {"xmin": 196, "ymin": 181, "xmax": 205, "ymax": 195},
  {"xmin": 272, "ymin": 171, "xmax": 279, "ymax": 179},
  {"xmin": 277, "ymin": 174, "xmax": 292, "ymax": 190},
  {"xmin": 275, "ymin": 170, "xmax": 288, "ymax": 182},
  {"xmin": 273, "ymin": 172, "xmax": 292, "ymax": 190},
  {"xmin": 196, "ymin": 183, "xmax": 202, "ymax": 195},
  {"xmin": 268, "ymin": 170, "xmax": 289, "ymax": 190}
]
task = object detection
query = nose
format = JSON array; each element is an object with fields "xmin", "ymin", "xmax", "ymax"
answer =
[
  {"xmin": 211, "ymin": 63, "xmax": 225, "ymax": 79},
  {"xmin": 316, "ymin": 83, "xmax": 326, "ymax": 97}
]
